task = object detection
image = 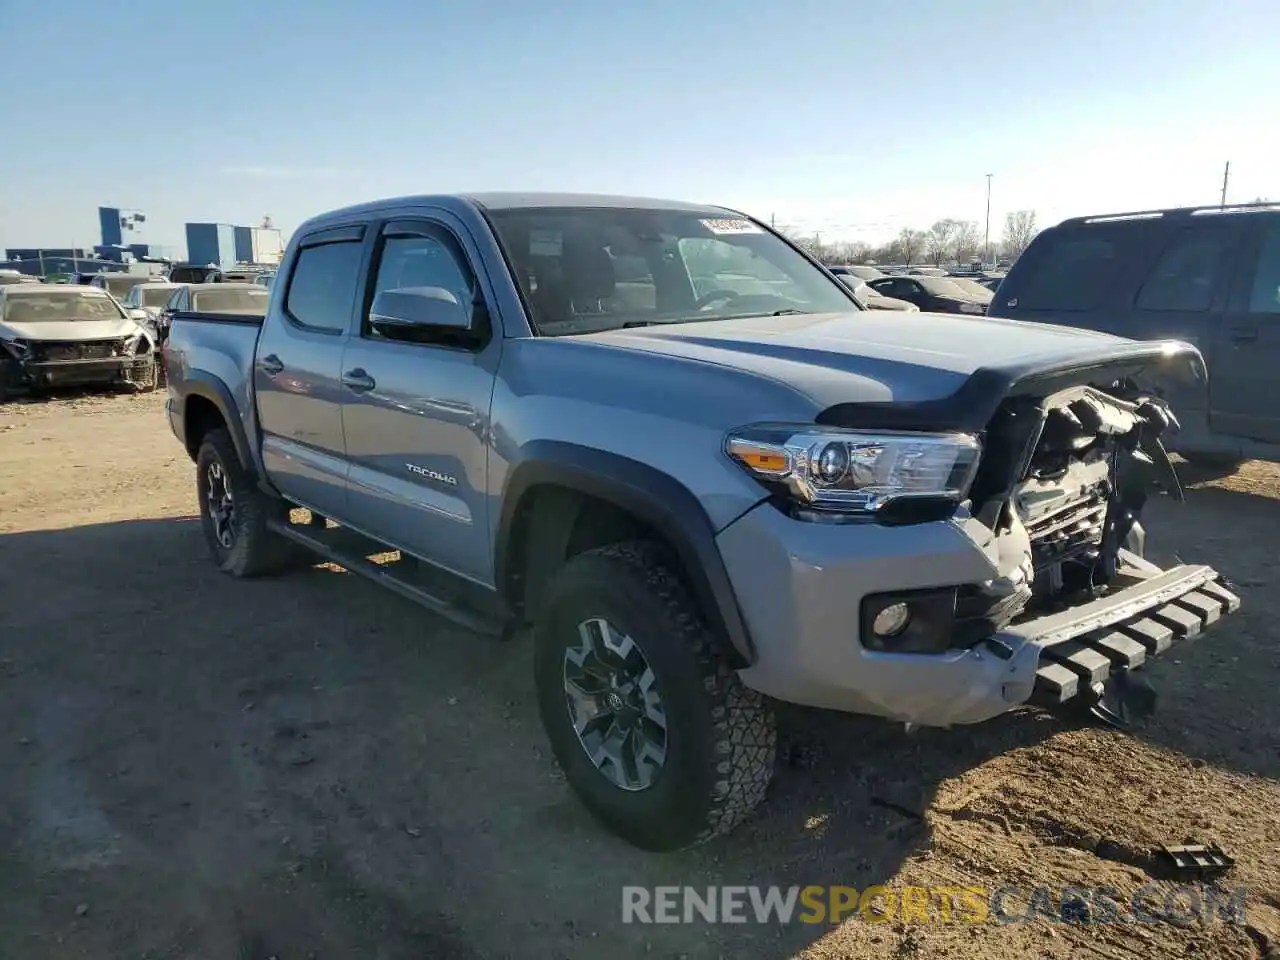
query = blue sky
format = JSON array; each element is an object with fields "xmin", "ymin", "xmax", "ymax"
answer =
[{"xmin": 1, "ymin": 0, "xmax": 1277, "ymax": 252}]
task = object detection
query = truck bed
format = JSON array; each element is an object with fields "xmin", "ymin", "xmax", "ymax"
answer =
[{"xmin": 165, "ymin": 310, "xmax": 265, "ymax": 471}]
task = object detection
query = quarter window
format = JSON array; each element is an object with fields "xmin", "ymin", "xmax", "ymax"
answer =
[
  {"xmin": 1013, "ymin": 228, "xmax": 1136, "ymax": 312},
  {"xmin": 1247, "ymin": 222, "xmax": 1280, "ymax": 315},
  {"xmin": 1135, "ymin": 229, "xmax": 1229, "ymax": 313},
  {"xmin": 284, "ymin": 240, "xmax": 364, "ymax": 333}
]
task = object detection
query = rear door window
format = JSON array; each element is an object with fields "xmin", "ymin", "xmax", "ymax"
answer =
[
  {"xmin": 1247, "ymin": 221, "xmax": 1280, "ymax": 315},
  {"xmin": 1013, "ymin": 227, "xmax": 1138, "ymax": 312},
  {"xmin": 1135, "ymin": 227, "xmax": 1232, "ymax": 313}
]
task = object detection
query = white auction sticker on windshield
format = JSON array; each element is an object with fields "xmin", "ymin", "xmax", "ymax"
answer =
[{"xmin": 699, "ymin": 218, "xmax": 763, "ymax": 235}]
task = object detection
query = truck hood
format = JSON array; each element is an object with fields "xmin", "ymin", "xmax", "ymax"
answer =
[
  {"xmin": 0, "ymin": 317, "xmax": 143, "ymax": 342},
  {"xmin": 579, "ymin": 311, "xmax": 1204, "ymax": 428}
]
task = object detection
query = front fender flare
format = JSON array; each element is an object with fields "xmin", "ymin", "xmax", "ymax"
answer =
[{"xmin": 495, "ymin": 440, "xmax": 757, "ymax": 666}]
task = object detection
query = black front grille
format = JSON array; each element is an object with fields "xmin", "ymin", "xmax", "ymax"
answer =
[
  {"xmin": 1025, "ymin": 489, "xmax": 1108, "ymax": 568},
  {"xmin": 32, "ymin": 340, "xmax": 124, "ymax": 362}
]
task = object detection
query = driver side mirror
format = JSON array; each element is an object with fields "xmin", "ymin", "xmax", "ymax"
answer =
[
  {"xmin": 369, "ymin": 286, "xmax": 471, "ymax": 337},
  {"xmin": 128, "ymin": 308, "xmax": 149, "ymax": 321}
]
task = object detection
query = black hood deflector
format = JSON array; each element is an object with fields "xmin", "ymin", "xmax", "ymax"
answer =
[{"xmin": 815, "ymin": 341, "xmax": 1206, "ymax": 434}]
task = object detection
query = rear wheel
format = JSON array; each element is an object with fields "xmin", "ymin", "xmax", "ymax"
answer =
[
  {"xmin": 533, "ymin": 541, "xmax": 776, "ymax": 850},
  {"xmin": 195, "ymin": 428, "xmax": 300, "ymax": 576}
]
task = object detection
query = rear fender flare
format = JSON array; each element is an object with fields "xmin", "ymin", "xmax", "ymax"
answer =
[
  {"xmin": 180, "ymin": 372, "xmax": 257, "ymax": 481},
  {"xmin": 495, "ymin": 441, "xmax": 756, "ymax": 667}
]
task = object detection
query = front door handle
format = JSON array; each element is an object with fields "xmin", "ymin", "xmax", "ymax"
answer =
[
  {"xmin": 341, "ymin": 368, "xmax": 376, "ymax": 393},
  {"xmin": 1228, "ymin": 326, "xmax": 1258, "ymax": 345},
  {"xmin": 259, "ymin": 353, "xmax": 284, "ymax": 375}
]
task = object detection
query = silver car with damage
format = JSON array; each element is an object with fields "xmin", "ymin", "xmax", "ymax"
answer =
[
  {"xmin": 163, "ymin": 192, "xmax": 1239, "ymax": 851},
  {"xmin": 0, "ymin": 285, "xmax": 158, "ymax": 398}
]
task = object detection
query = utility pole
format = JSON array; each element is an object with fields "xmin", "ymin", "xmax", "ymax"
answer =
[
  {"xmin": 984, "ymin": 173, "xmax": 994, "ymax": 266},
  {"xmin": 1220, "ymin": 161, "xmax": 1231, "ymax": 207}
]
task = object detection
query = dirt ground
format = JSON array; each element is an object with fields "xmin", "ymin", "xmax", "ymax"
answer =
[{"xmin": 1, "ymin": 391, "xmax": 1278, "ymax": 960}]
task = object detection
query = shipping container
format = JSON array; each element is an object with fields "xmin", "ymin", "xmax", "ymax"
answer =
[
  {"xmin": 250, "ymin": 226, "xmax": 284, "ymax": 265},
  {"xmin": 185, "ymin": 223, "xmax": 238, "ymax": 268}
]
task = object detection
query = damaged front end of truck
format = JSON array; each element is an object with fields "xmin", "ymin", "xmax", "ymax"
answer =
[{"xmin": 820, "ymin": 339, "xmax": 1241, "ymax": 724}]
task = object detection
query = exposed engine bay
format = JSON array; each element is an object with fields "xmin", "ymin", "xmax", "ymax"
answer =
[{"xmin": 959, "ymin": 381, "xmax": 1184, "ymax": 637}]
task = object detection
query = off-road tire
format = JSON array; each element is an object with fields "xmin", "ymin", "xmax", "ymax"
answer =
[
  {"xmin": 195, "ymin": 427, "xmax": 300, "ymax": 577},
  {"xmin": 533, "ymin": 540, "xmax": 776, "ymax": 850}
]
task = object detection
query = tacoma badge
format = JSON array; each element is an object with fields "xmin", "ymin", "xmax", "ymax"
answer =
[{"xmin": 405, "ymin": 463, "xmax": 458, "ymax": 486}]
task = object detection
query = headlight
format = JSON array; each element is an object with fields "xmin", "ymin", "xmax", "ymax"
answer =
[
  {"xmin": 726, "ymin": 423, "xmax": 981, "ymax": 519},
  {"xmin": 121, "ymin": 331, "xmax": 146, "ymax": 355},
  {"xmin": 1, "ymin": 338, "xmax": 29, "ymax": 359}
]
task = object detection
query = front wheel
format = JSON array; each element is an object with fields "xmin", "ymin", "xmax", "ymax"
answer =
[
  {"xmin": 195, "ymin": 428, "xmax": 300, "ymax": 577},
  {"xmin": 533, "ymin": 541, "xmax": 776, "ymax": 850}
]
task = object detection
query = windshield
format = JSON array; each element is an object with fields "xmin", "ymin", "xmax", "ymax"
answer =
[
  {"xmin": 848, "ymin": 265, "xmax": 885, "ymax": 281},
  {"xmin": 915, "ymin": 277, "xmax": 973, "ymax": 298},
  {"xmin": 835, "ymin": 275, "xmax": 871, "ymax": 301},
  {"xmin": 102, "ymin": 276, "xmax": 146, "ymax": 296},
  {"xmin": 946, "ymin": 277, "xmax": 995, "ymax": 300},
  {"xmin": 3, "ymin": 291, "xmax": 125, "ymax": 323},
  {"xmin": 485, "ymin": 207, "xmax": 858, "ymax": 335},
  {"xmin": 169, "ymin": 266, "xmax": 220, "ymax": 284},
  {"xmin": 191, "ymin": 287, "xmax": 269, "ymax": 314},
  {"xmin": 140, "ymin": 287, "xmax": 175, "ymax": 306}
]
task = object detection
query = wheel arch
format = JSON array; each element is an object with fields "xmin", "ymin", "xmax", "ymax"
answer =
[
  {"xmin": 495, "ymin": 441, "xmax": 756, "ymax": 667},
  {"xmin": 179, "ymin": 372, "xmax": 256, "ymax": 480}
]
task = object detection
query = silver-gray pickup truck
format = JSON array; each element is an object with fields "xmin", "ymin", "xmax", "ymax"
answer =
[{"xmin": 165, "ymin": 192, "xmax": 1239, "ymax": 850}]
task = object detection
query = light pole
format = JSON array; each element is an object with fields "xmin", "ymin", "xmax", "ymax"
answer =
[{"xmin": 984, "ymin": 173, "xmax": 993, "ymax": 266}]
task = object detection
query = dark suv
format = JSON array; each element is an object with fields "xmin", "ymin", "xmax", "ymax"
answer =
[{"xmin": 989, "ymin": 203, "xmax": 1280, "ymax": 465}]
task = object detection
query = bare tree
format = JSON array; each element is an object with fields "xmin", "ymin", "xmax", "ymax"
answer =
[
  {"xmin": 846, "ymin": 240, "xmax": 873, "ymax": 264},
  {"xmin": 1002, "ymin": 210, "xmax": 1038, "ymax": 261},
  {"xmin": 952, "ymin": 220, "xmax": 982, "ymax": 264},
  {"xmin": 926, "ymin": 219, "xmax": 959, "ymax": 266},
  {"xmin": 893, "ymin": 227, "xmax": 927, "ymax": 266}
]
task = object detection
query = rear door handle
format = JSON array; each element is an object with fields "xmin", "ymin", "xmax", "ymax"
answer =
[
  {"xmin": 341, "ymin": 368, "xmax": 376, "ymax": 393},
  {"xmin": 1228, "ymin": 327, "xmax": 1258, "ymax": 345},
  {"xmin": 259, "ymin": 353, "xmax": 284, "ymax": 375}
]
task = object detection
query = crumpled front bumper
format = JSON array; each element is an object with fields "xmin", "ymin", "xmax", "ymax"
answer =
[
  {"xmin": 14, "ymin": 355, "xmax": 155, "ymax": 388},
  {"xmin": 717, "ymin": 503, "xmax": 1240, "ymax": 727}
]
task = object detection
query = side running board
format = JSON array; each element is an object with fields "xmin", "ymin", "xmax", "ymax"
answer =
[{"xmin": 267, "ymin": 515, "xmax": 510, "ymax": 638}]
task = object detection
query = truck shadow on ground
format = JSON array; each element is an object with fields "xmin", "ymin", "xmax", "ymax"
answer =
[
  {"xmin": 1123, "ymin": 482, "xmax": 1280, "ymax": 783},
  {"xmin": 0, "ymin": 515, "xmax": 1271, "ymax": 959}
]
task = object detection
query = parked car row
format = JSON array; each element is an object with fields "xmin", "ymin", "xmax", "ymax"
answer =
[
  {"xmin": 0, "ymin": 285, "xmax": 159, "ymax": 399},
  {"xmin": 866, "ymin": 274, "xmax": 993, "ymax": 314}
]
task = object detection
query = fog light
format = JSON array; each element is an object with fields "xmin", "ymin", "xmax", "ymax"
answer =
[
  {"xmin": 872, "ymin": 602, "xmax": 911, "ymax": 637},
  {"xmin": 860, "ymin": 588, "xmax": 958, "ymax": 654}
]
